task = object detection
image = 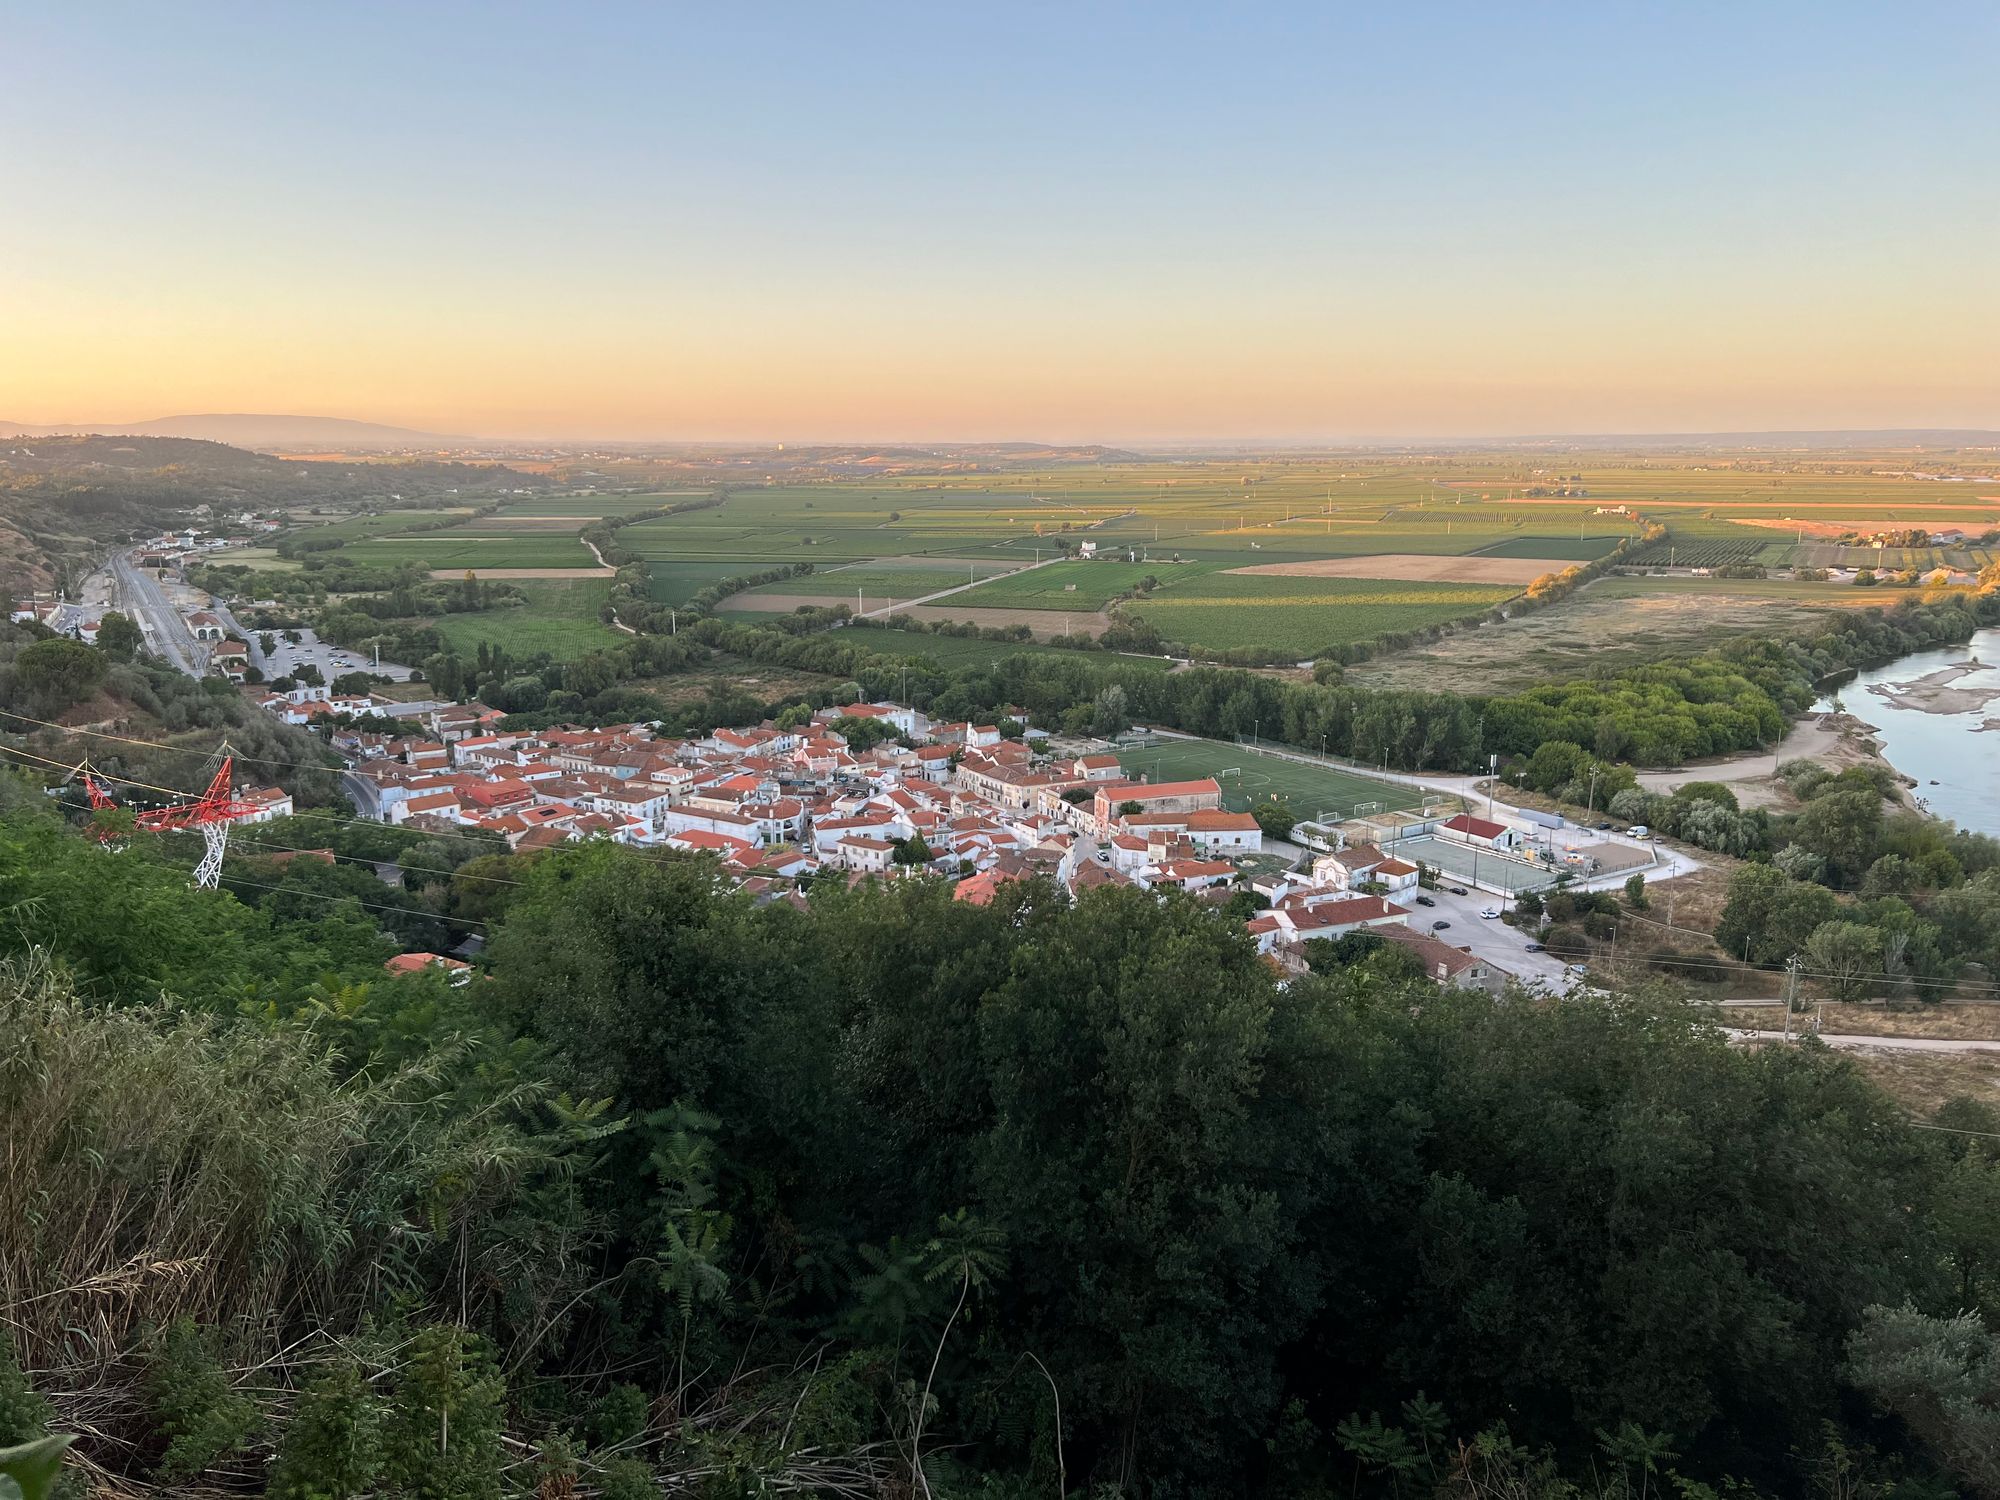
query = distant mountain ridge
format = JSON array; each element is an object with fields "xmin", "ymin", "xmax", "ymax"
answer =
[{"xmin": 0, "ymin": 413, "xmax": 457, "ymax": 450}]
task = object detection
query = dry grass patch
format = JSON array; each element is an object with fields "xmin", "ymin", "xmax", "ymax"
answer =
[
  {"xmin": 1848, "ymin": 1049, "xmax": 2000, "ymax": 1115},
  {"xmin": 1770, "ymin": 1002, "xmax": 2000, "ymax": 1042}
]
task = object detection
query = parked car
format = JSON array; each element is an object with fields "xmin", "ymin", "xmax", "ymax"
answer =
[
  {"xmin": 1524, "ymin": 942, "xmax": 1546, "ymax": 953},
  {"xmin": 1595, "ymin": 821, "xmax": 1612, "ymax": 830},
  {"xmin": 1431, "ymin": 920, "xmax": 1451, "ymax": 931},
  {"xmin": 1447, "ymin": 885, "xmax": 1468, "ymax": 896},
  {"xmin": 1479, "ymin": 907, "xmax": 1501, "ymax": 919},
  {"xmin": 1567, "ymin": 962, "xmax": 1590, "ymax": 976},
  {"xmin": 1626, "ymin": 826, "xmax": 1649, "ymax": 839},
  {"xmin": 1414, "ymin": 894, "xmax": 1435, "ymax": 907}
]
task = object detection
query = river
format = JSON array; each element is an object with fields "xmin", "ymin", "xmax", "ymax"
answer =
[{"xmin": 1813, "ymin": 626, "xmax": 2000, "ymax": 837}]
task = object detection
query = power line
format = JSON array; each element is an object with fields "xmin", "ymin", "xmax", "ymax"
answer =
[
  {"xmin": 1, "ymin": 705, "xmax": 428, "ymax": 783},
  {"xmin": 0, "ymin": 745, "xmax": 547, "ymax": 874},
  {"xmin": 220, "ymin": 870, "xmax": 493, "ymax": 932}
]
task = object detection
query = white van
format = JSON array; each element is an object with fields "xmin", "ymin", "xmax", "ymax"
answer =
[{"xmin": 1626, "ymin": 825, "xmax": 1649, "ymax": 839}]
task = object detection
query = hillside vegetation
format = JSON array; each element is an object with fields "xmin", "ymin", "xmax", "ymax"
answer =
[{"xmin": 2, "ymin": 797, "xmax": 2000, "ymax": 1498}]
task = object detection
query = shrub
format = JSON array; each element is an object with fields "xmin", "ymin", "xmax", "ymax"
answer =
[
  {"xmin": 146, "ymin": 1319, "xmax": 258, "ymax": 1483},
  {"xmin": 267, "ymin": 1359, "xmax": 382, "ymax": 1500},
  {"xmin": 379, "ymin": 1326, "xmax": 505, "ymax": 1500}
]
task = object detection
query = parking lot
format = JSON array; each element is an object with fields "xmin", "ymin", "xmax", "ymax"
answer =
[
  {"xmin": 218, "ymin": 610, "xmax": 414, "ymax": 683},
  {"xmin": 1398, "ymin": 882, "xmax": 1575, "ymax": 987}
]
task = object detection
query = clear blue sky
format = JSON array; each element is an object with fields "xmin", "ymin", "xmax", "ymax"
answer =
[{"xmin": 3, "ymin": 2, "xmax": 1994, "ymax": 440}]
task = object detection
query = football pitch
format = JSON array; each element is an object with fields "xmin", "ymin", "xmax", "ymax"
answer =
[{"xmin": 1114, "ymin": 734, "xmax": 1435, "ymax": 819}]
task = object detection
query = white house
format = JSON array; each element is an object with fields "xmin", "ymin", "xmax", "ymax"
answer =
[
  {"xmin": 227, "ymin": 786, "xmax": 294, "ymax": 824},
  {"xmin": 1183, "ymin": 810, "xmax": 1263, "ymax": 856}
]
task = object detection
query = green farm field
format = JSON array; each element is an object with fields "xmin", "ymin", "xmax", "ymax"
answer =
[
  {"xmin": 1476, "ymin": 535, "xmax": 1624, "ymax": 560},
  {"xmin": 949, "ymin": 560, "xmax": 1220, "ymax": 610},
  {"xmin": 840, "ymin": 626, "xmax": 1173, "ymax": 671},
  {"xmin": 341, "ymin": 534, "xmax": 599, "ymax": 570},
  {"xmin": 645, "ymin": 561, "xmax": 771, "ymax": 603},
  {"xmin": 1128, "ymin": 575, "xmax": 1519, "ymax": 657},
  {"xmin": 428, "ymin": 580, "xmax": 624, "ymax": 656},
  {"xmin": 297, "ymin": 455, "xmax": 1997, "ymax": 674},
  {"xmin": 491, "ymin": 493, "xmax": 708, "ymax": 518},
  {"xmin": 295, "ymin": 509, "xmax": 478, "ymax": 543},
  {"xmin": 1114, "ymin": 735, "xmax": 1431, "ymax": 819},
  {"xmin": 737, "ymin": 562, "xmax": 1014, "ymax": 600}
]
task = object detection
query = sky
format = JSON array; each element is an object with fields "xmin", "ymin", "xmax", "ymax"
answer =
[{"xmin": 2, "ymin": 2, "xmax": 1996, "ymax": 443}]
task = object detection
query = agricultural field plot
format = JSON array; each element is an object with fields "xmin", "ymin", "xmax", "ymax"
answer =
[
  {"xmin": 1476, "ymin": 535, "xmax": 1625, "ymax": 561},
  {"xmin": 212, "ymin": 546, "xmax": 302, "ymax": 572},
  {"xmin": 620, "ymin": 486, "xmax": 1059, "ymax": 565},
  {"xmin": 1596, "ymin": 575, "xmax": 1902, "ymax": 601},
  {"xmin": 492, "ymin": 493, "xmax": 705, "ymax": 518},
  {"xmin": 291, "ymin": 508, "xmax": 476, "ymax": 543},
  {"xmin": 736, "ymin": 563, "xmax": 1010, "ymax": 600},
  {"xmin": 340, "ymin": 533, "xmax": 599, "ymax": 570},
  {"xmin": 840, "ymin": 626, "xmax": 1173, "ymax": 671},
  {"xmin": 1348, "ymin": 575, "xmax": 1907, "ymax": 695},
  {"xmin": 426, "ymin": 580, "xmax": 624, "ymax": 656},
  {"xmin": 1127, "ymin": 575, "xmax": 1519, "ymax": 657},
  {"xmin": 1113, "ymin": 735, "xmax": 1426, "ymax": 820},
  {"xmin": 645, "ymin": 561, "xmax": 771, "ymax": 603},
  {"xmin": 1224, "ymin": 554, "xmax": 1571, "ymax": 585},
  {"xmin": 1627, "ymin": 537, "xmax": 1773, "ymax": 568},
  {"xmin": 949, "ymin": 560, "xmax": 1220, "ymax": 610},
  {"xmin": 1786, "ymin": 543, "xmax": 1985, "ymax": 571},
  {"xmin": 478, "ymin": 515, "xmax": 607, "ymax": 532}
]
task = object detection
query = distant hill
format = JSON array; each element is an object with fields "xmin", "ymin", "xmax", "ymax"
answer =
[
  {"xmin": 0, "ymin": 433, "xmax": 546, "ymax": 594},
  {"xmin": 1494, "ymin": 429, "xmax": 2000, "ymax": 451},
  {"xmin": 0, "ymin": 413, "xmax": 457, "ymax": 450}
]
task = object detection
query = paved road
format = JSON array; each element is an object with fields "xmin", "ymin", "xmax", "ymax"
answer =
[
  {"xmin": 341, "ymin": 770, "xmax": 383, "ymax": 820},
  {"xmin": 107, "ymin": 550, "xmax": 206, "ymax": 675},
  {"xmin": 1726, "ymin": 1027, "xmax": 2000, "ymax": 1054}
]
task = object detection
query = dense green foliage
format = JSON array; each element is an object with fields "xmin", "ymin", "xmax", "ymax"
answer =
[{"xmin": 4, "ymin": 795, "xmax": 1999, "ymax": 1497}]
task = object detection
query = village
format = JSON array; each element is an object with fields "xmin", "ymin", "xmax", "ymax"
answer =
[
  {"xmin": 6, "ymin": 523, "xmax": 1691, "ymax": 996},
  {"xmin": 207, "ymin": 664, "xmax": 1594, "ymax": 995}
]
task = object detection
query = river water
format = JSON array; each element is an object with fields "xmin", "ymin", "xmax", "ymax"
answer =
[{"xmin": 1813, "ymin": 625, "xmax": 2000, "ymax": 837}]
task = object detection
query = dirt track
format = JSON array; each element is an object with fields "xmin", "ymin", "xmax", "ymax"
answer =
[{"xmin": 1226, "ymin": 554, "xmax": 1568, "ymax": 584}]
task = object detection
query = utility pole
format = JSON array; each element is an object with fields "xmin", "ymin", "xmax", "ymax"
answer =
[{"xmin": 1782, "ymin": 955, "xmax": 1800, "ymax": 1039}]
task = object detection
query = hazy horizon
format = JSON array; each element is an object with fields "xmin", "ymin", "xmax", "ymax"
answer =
[
  {"xmin": 5, "ymin": 3, "xmax": 1995, "ymax": 441},
  {"xmin": 12, "ymin": 412, "xmax": 2000, "ymax": 453}
]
